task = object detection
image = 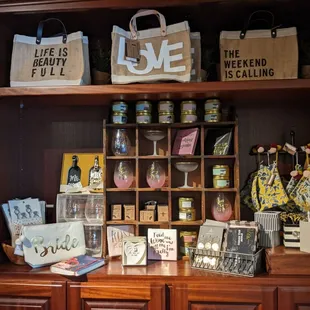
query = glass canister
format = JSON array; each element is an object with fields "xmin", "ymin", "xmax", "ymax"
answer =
[
  {"xmin": 136, "ymin": 111, "xmax": 152, "ymax": 124},
  {"xmin": 84, "ymin": 224, "xmax": 102, "ymax": 256},
  {"xmin": 112, "ymin": 101, "xmax": 128, "ymax": 113},
  {"xmin": 136, "ymin": 100, "xmax": 152, "ymax": 113},
  {"xmin": 179, "ymin": 197, "xmax": 194, "ymax": 209},
  {"xmin": 204, "ymin": 109, "xmax": 221, "ymax": 123},
  {"xmin": 213, "ymin": 175, "xmax": 230, "ymax": 188},
  {"xmin": 112, "ymin": 112, "xmax": 127, "ymax": 124},
  {"xmin": 158, "ymin": 100, "xmax": 174, "ymax": 113},
  {"xmin": 179, "ymin": 207, "xmax": 196, "ymax": 221},
  {"xmin": 212, "ymin": 165, "xmax": 230, "ymax": 177},
  {"xmin": 181, "ymin": 100, "xmax": 196, "ymax": 113},
  {"xmin": 205, "ymin": 98, "xmax": 221, "ymax": 111},
  {"xmin": 181, "ymin": 111, "xmax": 197, "ymax": 123},
  {"xmin": 180, "ymin": 231, "xmax": 197, "ymax": 256},
  {"xmin": 159, "ymin": 112, "xmax": 174, "ymax": 124}
]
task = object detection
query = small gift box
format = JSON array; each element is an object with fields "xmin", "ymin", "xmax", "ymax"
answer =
[
  {"xmin": 300, "ymin": 221, "xmax": 310, "ymax": 253},
  {"xmin": 283, "ymin": 224, "xmax": 300, "ymax": 248}
]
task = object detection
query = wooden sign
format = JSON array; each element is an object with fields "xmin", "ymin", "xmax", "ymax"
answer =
[{"xmin": 147, "ymin": 228, "xmax": 177, "ymax": 261}]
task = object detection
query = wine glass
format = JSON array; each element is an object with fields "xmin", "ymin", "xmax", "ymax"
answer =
[
  {"xmin": 111, "ymin": 129, "xmax": 131, "ymax": 156},
  {"xmin": 146, "ymin": 161, "xmax": 166, "ymax": 188},
  {"xmin": 143, "ymin": 130, "xmax": 166, "ymax": 156},
  {"xmin": 84, "ymin": 224, "xmax": 102, "ymax": 256},
  {"xmin": 64, "ymin": 196, "xmax": 85, "ymax": 222},
  {"xmin": 85, "ymin": 195, "xmax": 104, "ymax": 224},
  {"xmin": 175, "ymin": 162, "xmax": 199, "ymax": 188},
  {"xmin": 211, "ymin": 193, "xmax": 232, "ymax": 222},
  {"xmin": 114, "ymin": 161, "xmax": 134, "ymax": 188}
]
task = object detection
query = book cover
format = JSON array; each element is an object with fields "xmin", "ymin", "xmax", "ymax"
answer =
[
  {"xmin": 50, "ymin": 255, "xmax": 105, "ymax": 276},
  {"xmin": 172, "ymin": 128, "xmax": 199, "ymax": 155}
]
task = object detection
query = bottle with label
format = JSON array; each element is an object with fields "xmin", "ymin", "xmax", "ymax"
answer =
[
  {"xmin": 67, "ymin": 155, "xmax": 81, "ymax": 185},
  {"xmin": 89, "ymin": 156, "xmax": 103, "ymax": 186}
]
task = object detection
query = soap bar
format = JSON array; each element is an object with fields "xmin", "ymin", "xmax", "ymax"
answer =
[
  {"xmin": 157, "ymin": 205, "xmax": 169, "ymax": 222},
  {"xmin": 111, "ymin": 204, "xmax": 122, "ymax": 220},
  {"xmin": 124, "ymin": 205, "xmax": 135, "ymax": 221}
]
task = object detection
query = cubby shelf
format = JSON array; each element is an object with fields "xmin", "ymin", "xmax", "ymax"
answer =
[
  {"xmin": 103, "ymin": 120, "xmax": 240, "ymax": 256},
  {"xmin": 171, "ymin": 220, "xmax": 203, "ymax": 226}
]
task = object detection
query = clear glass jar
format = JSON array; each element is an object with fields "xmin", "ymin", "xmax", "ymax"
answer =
[{"xmin": 111, "ymin": 129, "xmax": 131, "ymax": 155}]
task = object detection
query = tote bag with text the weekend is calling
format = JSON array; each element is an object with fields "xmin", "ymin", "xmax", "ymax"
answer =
[
  {"xmin": 10, "ymin": 18, "xmax": 90, "ymax": 87},
  {"xmin": 111, "ymin": 10, "xmax": 192, "ymax": 84}
]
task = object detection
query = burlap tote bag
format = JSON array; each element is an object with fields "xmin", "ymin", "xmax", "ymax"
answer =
[
  {"xmin": 10, "ymin": 18, "xmax": 90, "ymax": 87},
  {"xmin": 220, "ymin": 11, "xmax": 298, "ymax": 81},
  {"xmin": 111, "ymin": 10, "xmax": 191, "ymax": 84}
]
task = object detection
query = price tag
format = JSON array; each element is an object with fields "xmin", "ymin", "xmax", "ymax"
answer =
[{"xmin": 126, "ymin": 39, "xmax": 140, "ymax": 62}]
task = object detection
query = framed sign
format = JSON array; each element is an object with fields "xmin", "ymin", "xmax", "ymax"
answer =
[{"xmin": 147, "ymin": 228, "xmax": 177, "ymax": 261}]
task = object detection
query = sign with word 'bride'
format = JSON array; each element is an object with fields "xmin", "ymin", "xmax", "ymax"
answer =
[
  {"xmin": 20, "ymin": 222, "xmax": 86, "ymax": 268},
  {"xmin": 111, "ymin": 10, "xmax": 191, "ymax": 84}
]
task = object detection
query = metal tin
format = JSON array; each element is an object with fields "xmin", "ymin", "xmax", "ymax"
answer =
[
  {"xmin": 159, "ymin": 112, "xmax": 174, "ymax": 124},
  {"xmin": 136, "ymin": 111, "xmax": 152, "ymax": 124},
  {"xmin": 136, "ymin": 101, "xmax": 152, "ymax": 113},
  {"xmin": 112, "ymin": 112, "xmax": 127, "ymax": 124},
  {"xmin": 213, "ymin": 175, "xmax": 230, "ymax": 188},
  {"xmin": 179, "ymin": 197, "xmax": 194, "ymax": 209},
  {"xmin": 181, "ymin": 113, "xmax": 197, "ymax": 123},
  {"xmin": 179, "ymin": 207, "xmax": 196, "ymax": 221},
  {"xmin": 112, "ymin": 101, "xmax": 128, "ymax": 113},
  {"xmin": 213, "ymin": 165, "xmax": 230, "ymax": 177},
  {"xmin": 205, "ymin": 98, "xmax": 221, "ymax": 111},
  {"xmin": 158, "ymin": 100, "xmax": 174, "ymax": 113},
  {"xmin": 204, "ymin": 109, "xmax": 221, "ymax": 123},
  {"xmin": 181, "ymin": 100, "xmax": 196, "ymax": 112},
  {"xmin": 180, "ymin": 231, "xmax": 197, "ymax": 256}
]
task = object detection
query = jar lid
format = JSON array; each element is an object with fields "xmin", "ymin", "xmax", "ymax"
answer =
[
  {"xmin": 181, "ymin": 100, "xmax": 196, "ymax": 104},
  {"xmin": 179, "ymin": 197, "xmax": 194, "ymax": 201},
  {"xmin": 113, "ymin": 111, "xmax": 127, "ymax": 116},
  {"xmin": 213, "ymin": 175, "xmax": 230, "ymax": 180},
  {"xmin": 136, "ymin": 100, "xmax": 151, "ymax": 104},
  {"xmin": 159, "ymin": 100, "xmax": 174, "ymax": 104},
  {"xmin": 205, "ymin": 98, "xmax": 220, "ymax": 103},
  {"xmin": 159, "ymin": 112, "xmax": 174, "ymax": 115},
  {"xmin": 205, "ymin": 109, "xmax": 220, "ymax": 114},
  {"xmin": 113, "ymin": 101, "xmax": 127, "ymax": 105},
  {"xmin": 136, "ymin": 111, "xmax": 151, "ymax": 115},
  {"xmin": 181, "ymin": 110, "xmax": 196, "ymax": 115},
  {"xmin": 213, "ymin": 165, "xmax": 229, "ymax": 169}
]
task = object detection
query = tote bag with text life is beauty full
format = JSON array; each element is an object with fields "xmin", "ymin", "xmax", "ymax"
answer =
[
  {"xmin": 10, "ymin": 18, "xmax": 90, "ymax": 87},
  {"xmin": 111, "ymin": 10, "xmax": 192, "ymax": 84}
]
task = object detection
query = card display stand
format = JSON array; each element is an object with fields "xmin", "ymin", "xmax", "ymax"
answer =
[{"xmin": 189, "ymin": 247, "xmax": 264, "ymax": 277}]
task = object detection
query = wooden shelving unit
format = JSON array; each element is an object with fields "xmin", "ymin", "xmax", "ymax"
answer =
[{"xmin": 102, "ymin": 120, "xmax": 239, "ymax": 256}]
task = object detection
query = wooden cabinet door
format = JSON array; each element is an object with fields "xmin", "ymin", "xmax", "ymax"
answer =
[
  {"xmin": 0, "ymin": 280, "xmax": 66, "ymax": 310},
  {"xmin": 170, "ymin": 284, "xmax": 277, "ymax": 310},
  {"xmin": 279, "ymin": 287, "xmax": 310, "ymax": 310},
  {"xmin": 68, "ymin": 282, "xmax": 165, "ymax": 310}
]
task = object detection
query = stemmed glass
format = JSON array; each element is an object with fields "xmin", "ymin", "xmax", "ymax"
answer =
[
  {"xmin": 114, "ymin": 161, "xmax": 134, "ymax": 188},
  {"xmin": 143, "ymin": 130, "xmax": 166, "ymax": 156},
  {"xmin": 146, "ymin": 161, "xmax": 166, "ymax": 188},
  {"xmin": 175, "ymin": 162, "xmax": 199, "ymax": 188}
]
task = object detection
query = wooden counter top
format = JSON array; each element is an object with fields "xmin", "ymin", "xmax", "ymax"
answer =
[{"xmin": 1, "ymin": 259, "xmax": 310, "ymax": 286}]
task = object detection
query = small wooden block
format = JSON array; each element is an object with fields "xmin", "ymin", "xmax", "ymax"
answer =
[
  {"xmin": 124, "ymin": 204, "xmax": 135, "ymax": 221},
  {"xmin": 157, "ymin": 205, "xmax": 169, "ymax": 222},
  {"xmin": 140, "ymin": 210, "xmax": 154, "ymax": 222},
  {"xmin": 111, "ymin": 204, "xmax": 122, "ymax": 220}
]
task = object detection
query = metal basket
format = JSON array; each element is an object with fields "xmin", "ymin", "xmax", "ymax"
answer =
[{"xmin": 189, "ymin": 247, "xmax": 264, "ymax": 277}]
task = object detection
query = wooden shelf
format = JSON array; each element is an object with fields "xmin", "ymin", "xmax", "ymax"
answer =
[
  {"xmin": 138, "ymin": 188, "xmax": 170, "ymax": 192},
  {"xmin": 106, "ymin": 188, "xmax": 136, "ymax": 192},
  {"xmin": 106, "ymin": 220, "xmax": 138, "ymax": 225},
  {"xmin": 204, "ymin": 188, "xmax": 237, "ymax": 192},
  {"xmin": 138, "ymin": 221, "xmax": 170, "ymax": 226},
  {"xmin": 171, "ymin": 220, "xmax": 203, "ymax": 226},
  {"xmin": 204, "ymin": 155, "xmax": 236, "ymax": 159},
  {"xmin": 106, "ymin": 156, "xmax": 136, "ymax": 160},
  {"xmin": 171, "ymin": 155, "xmax": 202, "ymax": 159},
  {"xmin": 138, "ymin": 156, "xmax": 168, "ymax": 159},
  {"xmin": 2, "ymin": 80, "xmax": 309, "ymax": 102},
  {"xmin": 170, "ymin": 188, "xmax": 203, "ymax": 192}
]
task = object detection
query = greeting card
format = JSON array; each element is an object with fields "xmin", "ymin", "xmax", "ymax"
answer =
[{"xmin": 172, "ymin": 128, "xmax": 199, "ymax": 155}]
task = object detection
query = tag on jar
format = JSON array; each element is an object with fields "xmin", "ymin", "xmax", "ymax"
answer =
[{"xmin": 125, "ymin": 39, "xmax": 140, "ymax": 62}]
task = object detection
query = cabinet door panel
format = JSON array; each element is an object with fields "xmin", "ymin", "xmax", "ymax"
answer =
[
  {"xmin": 68, "ymin": 282, "xmax": 165, "ymax": 310},
  {"xmin": 84, "ymin": 300, "xmax": 147, "ymax": 310},
  {"xmin": 191, "ymin": 304, "xmax": 258, "ymax": 310},
  {"xmin": 0, "ymin": 281, "xmax": 66, "ymax": 310},
  {"xmin": 278, "ymin": 287, "xmax": 310, "ymax": 310},
  {"xmin": 0, "ymin": 297, "xmax": 49, "ymax": 310},
  {"xmin": 170, "ymin": 284, "xmax": 277, "ymax": 310}
]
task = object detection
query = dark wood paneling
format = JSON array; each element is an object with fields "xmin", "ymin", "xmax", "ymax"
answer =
[
  {"xmin": 278, "ymin": 287, "xmax": 310, "ymax": 310},
  {"xmin": 190, "ymin": 304, "xmax": 258, "ymax": 310},
  {"xmin": 0, "ymin": 297, "xmax": 49, "ymax": 309},
  {"xmin": 84, "ymin": 300, "xmax": 148, "ymax": 310}
]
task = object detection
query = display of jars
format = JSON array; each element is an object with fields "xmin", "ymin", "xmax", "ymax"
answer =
[
  {"xmin": 112, "ymin": 101, "xmax": 128, "ymax": 124},
  {"xmin": 180, "ymin": 231, "xmax": 197, "ymax": 256},
  {"xmin": 181, "ymin": 100, "xmax": 197, "ymax": 124},
  {"xmin": 136, "ymin": 111, "xmax": 152, "ymax": 124},
  {"xmin": 205, "ymin": 98, "xmax": 222, "ymax": 123}
]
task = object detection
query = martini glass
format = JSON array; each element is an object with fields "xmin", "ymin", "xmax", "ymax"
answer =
[
  {"xmin": 175, "ymin": 162, "xmax": 199, "ymax": 188},
  {"xmin": 143, "ymin": 130, "xmax": 166, "ymax": 156}
]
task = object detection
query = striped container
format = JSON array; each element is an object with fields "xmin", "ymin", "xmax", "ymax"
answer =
[
  {"xmin": 254, "ymin": 211, "xmax": 281, "ymax": 231},
  {"xmin": 283, "ymin": 224, "xmax": 300, "ymax": 248},
  {"xmin": 259, "ymin": 230, "xmax": 281, "ymax": 248}
]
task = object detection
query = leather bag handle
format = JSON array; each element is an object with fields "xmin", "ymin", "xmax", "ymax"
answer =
[{"xmin": 36, "ymin": 18, "xmax": 67, "ymax": 45}]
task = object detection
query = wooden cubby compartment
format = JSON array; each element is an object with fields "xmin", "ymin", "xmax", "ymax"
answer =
[{"xmin": 102, "ymin": 121, "xmax": 240, "ymax": 257}]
